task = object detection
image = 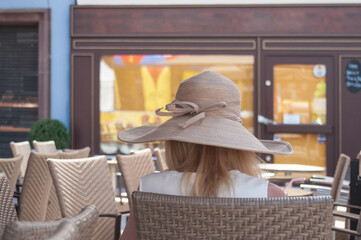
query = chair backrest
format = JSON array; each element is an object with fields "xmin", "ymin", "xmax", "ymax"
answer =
[
  {"xmin": 19, "ymin": 149, "xmax": 91, "ymax": 222},
  {"xmin": 116, "ymin": 148, "xmax": 156, "ymax": 206},
  {"xmin": 10, "ymin": 141, "xmax": 31, "ymax": 178},
  {"xmin": 331, "ymin": 153, "xmax": 351, "ymax": 202},
  {"xmin": 47, "ymin": 156, "xmax": 117, "ymax": 240},
  {"xmin": 33, "ymin": 140, "xmax": 57, "ymax": 154},
  {"xmin": 3, "ymin": 205, "xmax": 98, "ymax": 240},
  {"xmin": 154, "ymin": 148, "xmax": 168, "ymax": 171},
  {"xmin": 132, "ymin": 191, "xmax": 333, "ymax": 240},
  {"xmin": 0, "ymin": 155, "xmax": 23, "ymax": 195},
  {"xmin": 0, "ymin": 172, "xmax": 18, "ymax": 239},
  {"xmin": 63, "ymin": 146, "xmax": 91, "ymax": 154},
  {"xmin": 46, "ymin": 148, "xmax": 92, "ymax": 221}
]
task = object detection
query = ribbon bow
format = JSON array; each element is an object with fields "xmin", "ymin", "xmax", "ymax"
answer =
[{"xmin": 155, "ymin": 100, "xmax": 227, "ymax": 128}]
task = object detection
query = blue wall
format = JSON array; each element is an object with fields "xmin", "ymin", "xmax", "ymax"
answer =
[{"xmin": 0, "ymin": 0, "xmax": 75, "ymax": 130}]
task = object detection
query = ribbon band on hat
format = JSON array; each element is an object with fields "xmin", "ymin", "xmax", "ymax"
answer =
[{"xmin": 155, "ymin": 100, "xmax": 241, "ymax": 129}]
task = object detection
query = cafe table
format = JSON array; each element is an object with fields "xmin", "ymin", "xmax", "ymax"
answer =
[
  {"xmin": 260, "ymin": 163, "xmax": 325, "ymax": 176},
  {"xmin": 285, "ymin": 188, "xmax": 313, "ymax": 197}
]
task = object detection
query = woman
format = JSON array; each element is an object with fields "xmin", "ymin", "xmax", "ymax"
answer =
[{"xmin": 118, "ymin": 71, "xmax": 293, "ymax": 239}]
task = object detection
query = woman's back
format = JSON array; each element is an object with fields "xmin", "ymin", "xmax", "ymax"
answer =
[{"xmin": 140, "ymin": 170, "xmax": 268, "ymax": 198}]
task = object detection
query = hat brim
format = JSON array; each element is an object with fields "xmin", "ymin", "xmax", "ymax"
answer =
[{"xmin": 117, "ymin": 115, "xmax": 293, "ymax": 155}]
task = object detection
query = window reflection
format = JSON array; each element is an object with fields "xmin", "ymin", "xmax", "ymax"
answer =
[
  {"xmin": 274, "ymin": 64, "xmax": 326, "ymax": 125},
  {"xmin": 99, "ymin": 54, "xmax": 254, "ymax": 154},
  {"xmin": 273, "ymin": 133, "xmax": 326, "ymax": 168}
]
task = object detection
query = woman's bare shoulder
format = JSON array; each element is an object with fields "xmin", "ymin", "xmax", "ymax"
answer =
[{"xmin": 267, "ymin": 182, "xmax": 286, "ymax": 197}]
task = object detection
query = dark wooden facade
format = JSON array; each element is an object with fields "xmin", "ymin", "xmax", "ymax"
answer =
[{"xmin": 71, "ymin": 5, "xmax": 361, "ymax": 175}]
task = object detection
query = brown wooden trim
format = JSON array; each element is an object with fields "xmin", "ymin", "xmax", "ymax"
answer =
[
  {"xmin": 0, "ymin": 9, "xmax": 51, "ymax": 120},
  {"xmin": 71, "ymin": 53, "xmax": 94, "ymax": 153},
  {"xmin": 0, "ymin": 127, "xmax": 30, "ymax": 132},
  {"xmin": 266, "ymin": 124, "xmax": 333, "ymax": 134},
  {"xmin": 37, "ymin": 10, "xmax": 51, "ymax": 119},
  {"xmin": 339, "ymin": 55, "xmax": 361, "ymax": 160},
  {"xmin": 0, "ymin": 103, "xmax": 38, "ymax": 108},
  {"xmin": 71, "ymin": 6, "xmax": 361, "ymax": 37},
  {"xmin": 263, "ymin": 39, "xmax": 361, "ymax": 51},
  {"xmin": 72, "ymin": 38, "xmax": 256, "ymax": 51}
]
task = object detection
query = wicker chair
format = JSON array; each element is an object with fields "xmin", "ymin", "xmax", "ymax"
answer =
[
  {"xmin": 19, "ymin": 148, "xmax": 91, "ymax": 222},
  {"xmin": 301, "ymin": 154, "xmax": 350, "ymax": 203},
  {"xmin": 332, "ymin": 203, "xmax": 361, "ymax": 240},
  {"xmin": 116, "ymin": 148, "xmax": 156, "ymax": 207},
  {"xmin": 32, "ymin": 140, "xmax": 57, "ymax": 154},
  {"xmin": 0, "ymin": 155, "xmax": 23, "ymax": 196},
  {"xmin": 331, "ymin": 151, "xmax": 361, "ymax": 240},
  {"xmin": 3, "ymin": 220, "xmax": 78, "ymax": 240},
  {"xmin": 62, "ymin": 146, "xmax": 91, "ymax": 153},
  {"xmin": 0, "ymin": 172, "xmax": 18, "ymax": 239},
  {"xmin": 154, "ymin": 148, "xmax": 168, "ymax": 171},
  {"xmin": 10, "ymin": 141, "xmax": 31, "ymax": 179},
  {"xmin": 3, "ymin": 205, "xmax": 98, "ymax": 240},
  {"xmin": 132, "ymin": 191, "xmax": 333, "ymax": 240},
  {"xmin": 47, "ymin": 156, "xmax": 124, "ymax": 240}
]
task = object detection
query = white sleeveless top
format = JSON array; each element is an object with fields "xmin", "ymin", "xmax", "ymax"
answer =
[{"xmin": 140, "ymin": 170, "xmax": 268, "ymax": 198}]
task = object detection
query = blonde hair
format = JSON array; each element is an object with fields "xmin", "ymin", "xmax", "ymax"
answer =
[{"xmin": 165, "ymin": 140, "xmax": 263, "ymax": 197}]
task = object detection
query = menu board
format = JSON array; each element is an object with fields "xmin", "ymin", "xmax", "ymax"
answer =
[{"xmin": 345, "ymin": 60, "xmax": 361, "ymax": 94}]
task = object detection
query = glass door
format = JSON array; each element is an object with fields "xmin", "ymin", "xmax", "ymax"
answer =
[{"xmin": 261, "ymin": 56, "xmax": 335, "ymax": 171}]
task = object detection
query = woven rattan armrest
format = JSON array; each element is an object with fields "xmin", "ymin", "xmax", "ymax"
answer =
[
  {"xmin": 334, "ymin": 202, "xmax": 361, "ymax": 211},
  {"xmin": 99, "ymin": 213, "xmax": 122, "ymax": 240},
  {"xmin": 332, "ymin": 227, "xmax": 361, "ymax": 237},
  {"xmin": 333, "ymin": 210, "xmax": 359, "ymax": 221}
]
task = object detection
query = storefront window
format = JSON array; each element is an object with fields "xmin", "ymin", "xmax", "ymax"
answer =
[
  {"xmin": 273, "ymin": 64, "xmax": 327, "ymax": 168},
  {"xmin": 274, "ymin": 64, "xmax": 327, "ymax": 125},
  {"xmin": 99, "ymin": 54, "xmax": 254, "ymax": 154},
  {"xmin": 273, "ymin": 133, "xmax": 326, "ymax": 167}
]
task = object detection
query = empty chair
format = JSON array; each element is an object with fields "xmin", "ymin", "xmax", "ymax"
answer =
[
  {"xmin": 132, "ymin": 191, "xmax": 333, "ymax": 239},
  {"xmin": 0, "ymin": 155, "xmax": 23, "ymax": 196},
  {"xmin": 62, "ymin": 146, "xmax": 91, "ymax": 153},
  {"xmin": 19, "ymin": 148, "xmax": 91, "ymax": 222},
  {"xmin": 301, "ymin": 153, "xmax": 351, "ymax": 203},
  {"xmin": 10, "ymin": 141, "xmax": 31, "ymax": 179},
  {"xmin": 0, "ymin": 172, "xmax": 18, "ymax": 239},
  {"xmin": 33, "ymin": 140, "xmax": 57, "ymax": 154},
  {"xmin": 116, "ymin": 148, "xmax": 156, "ymax": 206},
  {"xmin": 3, "ymin": 205, "xmax": 98, "ymax": 240},
  {"xmin": 154, "ymin": 148, "xmax": 168, "ymax": 171},
  {"xmin": 332, "ymin": 204, "xmax": 361, "ymax": 240},
  {"xmin": 47, "ymin": 156, "xmax": 123, "ymax": 240}
]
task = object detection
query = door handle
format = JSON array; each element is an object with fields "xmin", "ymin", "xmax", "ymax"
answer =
[{"xmin": 258, "ymin": 115, "xmax": 276, "ymax": 125}]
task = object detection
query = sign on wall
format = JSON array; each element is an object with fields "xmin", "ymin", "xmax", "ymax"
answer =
[{"xmin": 345, "ymin": 60, "xmax": 361, "ymax": 94}]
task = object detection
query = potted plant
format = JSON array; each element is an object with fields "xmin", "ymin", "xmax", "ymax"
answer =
[{"xmin": 28, "ymin": 119, "xmax": 70, "ymax": 149}]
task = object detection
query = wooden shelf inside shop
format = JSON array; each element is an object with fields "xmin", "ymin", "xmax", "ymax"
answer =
[
  {"xmin": 0, "ymin": 102, "xmax": 38, "ymax": 108},
  {"xmin": 0, "ymin": 126, "xmax": 30, "ymax": 132}
]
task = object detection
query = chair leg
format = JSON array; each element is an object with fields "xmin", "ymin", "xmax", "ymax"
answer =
[{"xmin": 114, "ymin": 214, "xmax": 121, "ymax": 240}]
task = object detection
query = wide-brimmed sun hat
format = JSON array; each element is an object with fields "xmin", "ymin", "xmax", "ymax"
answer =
[{"xmin": 118, "ymin": 71, "xmax": 293, "ymax": 155}]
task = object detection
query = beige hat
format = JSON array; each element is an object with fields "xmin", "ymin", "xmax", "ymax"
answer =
[{"xmin": 118, "ymin": 71, "xmax": 293, "ymax": 155}]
